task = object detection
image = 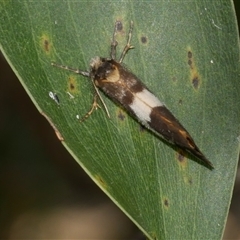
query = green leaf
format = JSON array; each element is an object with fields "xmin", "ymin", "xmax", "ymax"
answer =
[{"xmin": 1, "ymin": 1, "xmax": 239, "ymax": 239}]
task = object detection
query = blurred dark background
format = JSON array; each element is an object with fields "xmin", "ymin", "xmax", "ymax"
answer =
[{"xmin": 0, "ymin": 2, "xmax": 240, "ymax": 239}]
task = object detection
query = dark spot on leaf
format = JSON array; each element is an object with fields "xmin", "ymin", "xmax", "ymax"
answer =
[
  {"xmin": 67, "ymin": 77, "xmax": 78, "ymax": 94},
  {"xmin": 118, "ymin": 110, "xmax": 125, "ymax": 121},
  {"xmin": 176, "ymin": 149, "xmax": 187, "ymax": 169},
  {"xmin": 188, "ymin": 59, "xmax": 192, "ymax": 66},
  {"xmin": 164, "ymin": 198, "xmax": 169, "ymax": 207},
  {"xmin": 70, "ymin": 83, "xmax": 75, "ymax": 90},
  {"xmin": 188, "ymin": 51, "xmax": 192, "ymax": 58},
  {"xmin": 141, "ymin": 36, "xmax": 147, "ymax": 44},
  {"xmin": 44, "ymin": 39, "xmax": 49, "ymax": 52},
  {"xmin": 40, "ymin": 35, "xmax": 51, "ymax": 53},
  {"xmin": 187, "ymin": 48, "xmax": 201, "ymax": 90},
  {"xmin": 192, "ymin": 77, "xmax": 199, "ymax": 89},
  {"xmin": 150, "ymin": 233, "xmax": 157, "ymax": 240},
  {"xmin": 188, "ymin": 177, "xmax": 193, "ymax": 185},
  {"xmin": 95, "ymin": 175, "xmax": 107, "ymax": 189},
  {"xmin": 116, "ymin": 21, "xmax": 123, "ymax": 31},
  {"xmin": 177, "ymin": 149, "xmax": 185, "ymax": 162}
]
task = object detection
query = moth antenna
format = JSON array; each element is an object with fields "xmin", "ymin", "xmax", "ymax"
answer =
[
  {"xmin": 51, "ymin": 62, "xmax": 90, "ymax": 77},
  {"xmin": 119, "ymin": 20, "xmax": 134, "ymax": 63},
  {"xmin": 110, "ymin": 21, "xmax": 119, "ymax": 60}
]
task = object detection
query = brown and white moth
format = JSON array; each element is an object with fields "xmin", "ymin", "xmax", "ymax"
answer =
[{"xmin": 52, "ymin": 21, "xmax": 213, "ymax": 169}]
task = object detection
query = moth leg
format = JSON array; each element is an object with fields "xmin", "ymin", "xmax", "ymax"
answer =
[
  {"xmin": 51, "ymin": 62, "xmax": 90, "ymax": 77},
  {"xmin": 79, "ymin": 94, "xmax": 100, "ymax": 122},
  {"xmin": 91, "ymin": 78, "xmax": 110, "ymax": 118},
  {"xmin": 110, "ymin": 21, "xmax": 119, "ymax": 60},
  {"xmin": 119, "ymin": 21, "xmax": 134, "ymax": 63},
  {"xmin": 80, "ymin": 84, "xmax": 110, "ymax": 122}
]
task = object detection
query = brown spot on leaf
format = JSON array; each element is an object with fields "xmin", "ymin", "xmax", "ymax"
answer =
[
  {"xmin": 188, "ymin": 50, "xmax": 193, "ymax": 58},
  {"xmin": 176, "ymin": 148, "xmax": 188, "ymax": 170},
  {"xmin": 187, "ymin": 48, "xmax": 201, "ymax": 90},
  {"xmin": 116, "ymin": 21, "xmax": 123, "ymax": 31},
  {"xmin": 177, "ymin": 150, "xmax": 185, "ymax": 162},
  {"xmin": 67, "ymin": 76, "xmax": 78, "ymax": 94},
  {"xmin": 188, "ymin": 59, "xmax": 192, "ymax": 67},
  {"xmin": 192, "ymin": 76, "xmax": 199, "ymax": 89},
  {"xmin": 70, "ymin": 83, "xmax": 75, "ymax": 90},
  {"xmin": 44, "ymin": 40, "xmax": 49, "ymax": 51},
  {"xmin": 163, "ymin": 198, "xmax": 169, "ymax": 208},
  {"xmin": 141, "ymin": 36, "xmax": 147, "ymax": 44},
  {"xmin": 176, "ymin": 149, "xmax": 188, "ymax": 169},
  {"xmin": 150, "ymin": 233, "xmax": 157, "ymax": 240},
  {"xmin": 95, "ymin": 175, "xmax": 107, "ymax": 190},
  {"xmin": 40, "ymin": 34, "xmax": 51, "ymax": 53},
  {"xmin": 184, "ymin": 176, "xmax": 193, "ymax": 185},
  {"xmin": 188, "ymin": 177, "xmax": 193, "ymax": 185},
  {"xmin": 118, "ymin": 110, "xmax": 125, "ymax": 121}
]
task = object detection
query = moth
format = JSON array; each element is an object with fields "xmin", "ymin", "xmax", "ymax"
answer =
[{"xmin": 52, "ymin": 21, "xmax": 213, "ymax": 169}]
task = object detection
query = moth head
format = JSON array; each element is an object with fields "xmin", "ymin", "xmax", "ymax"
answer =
[{"xmin": 90, "ymin": 57, "xmax": 117, "ymax": 81}]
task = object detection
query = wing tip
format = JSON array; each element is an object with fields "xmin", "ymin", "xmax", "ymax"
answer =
[{"xmin": 187, "ymin": 147, "xmax": 214, "ymax": 170}]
